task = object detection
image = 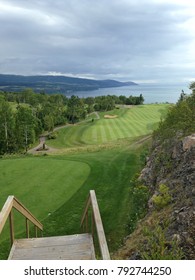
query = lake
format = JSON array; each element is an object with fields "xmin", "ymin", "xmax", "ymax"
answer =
[{"xmin": 71, "ymin": 83, "xmax": 192, "ymax": 104}]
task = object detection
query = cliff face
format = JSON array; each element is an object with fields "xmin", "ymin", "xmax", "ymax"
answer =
[
  {"xmin": 140, "ymin": 134, "xmax": 195, "ymax": 259},
  {"xmin": 141, "ymin": 134, "xmax": 195, "ymax": 192},
  {"xmin": 114, "ymin": 134, "xmax": 195, "ymax": 259}
]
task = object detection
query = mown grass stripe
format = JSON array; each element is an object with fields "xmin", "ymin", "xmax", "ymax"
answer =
[
  {"xmin": 109, "ymin": 119, "xmax": 124, "ymax": 140},
  {"xmin": 104, "ymin": 120, "xmax": 113, "ymax": 141},
  {"xmin": 47, "ymin": 104, "xmax": 169, "ymax": 147},
  {"xmin": 113, "ymin": 118, "xmax": 131, "ymax": 138}
]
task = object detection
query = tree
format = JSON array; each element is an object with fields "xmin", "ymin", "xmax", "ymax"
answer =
[
  {"xmin": 153, "ymin": 91, "xmax": 195, "ymax": 142},
  {"xmin": 67, "ymin": 95, "xmax": 86, "ymax": 123},
  {"xmin": 177, "ymin": 90, "xmax": 187, "ymax": 104},
  {"xmin": 15, "ymin": 106, "xmax": 36, "ymax": 152},
  {"xmin": 21, "ymin": 88, "xmax": 34, "ymax": 103},
  {"xmin": 44, "ymin": 115, "xmax": 54, "ymax": 132},
  {"xmin": 0, "ymin": 101, "xmax": 15, "ymax": 154},
  {"xmin": 84, "ymin": 97, "xmax": 95, "ymax": 113},
  {"xmin": 139, "ymin": 94, "xmax": 144, "ymax": 104},
  {"xmin": 94, "ymin": 95, "xmax": 115, "ymax": 111},
  {"xmin": 119, "ymin": 95, "xmax": 127, "ymax": 104},
  {"xmin": 189, "ymin": 82, "xmax": 195, "ymax": 93}
]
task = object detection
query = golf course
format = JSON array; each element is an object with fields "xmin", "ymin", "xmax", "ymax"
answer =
[
  {"xmin": 48, "ymin": 104, "xmax": 168, "ymax": 148},
  {"xmin": 0, "ymin": 103, "xmax": 169, "ymax": 259}
]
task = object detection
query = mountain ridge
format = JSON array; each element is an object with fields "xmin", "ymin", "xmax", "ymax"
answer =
[{"xmin": 0, "ymin": 74, "xmax": 137, "ymax": 94}]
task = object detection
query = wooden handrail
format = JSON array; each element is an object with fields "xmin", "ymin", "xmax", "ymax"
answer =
[
  {"xmin": 81, "ymin": 190, "xmax": 110, "ymax": 260},
  {"xmin": 0, "ymin": 196, "xmax": 43, "ymax": 246}
]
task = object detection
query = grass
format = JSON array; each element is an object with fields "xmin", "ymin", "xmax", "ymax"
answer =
[
  {"xmin": 43, "ymin": 144, "xmax": 145, "ymax": 245},
  {"xmin": 48, "ymin": 104, "xmax": 169, "ymax": 148},
  {"xmin": 0, "ymin": 105, "xmax": 166, "ymax": 259},
  {"xmin": 0, "ymin": 158, "xmax": 90, "ymax": 241},
  {"xmin": 0, "ymin": 139, "xmax": 148, "ymax": 259}
]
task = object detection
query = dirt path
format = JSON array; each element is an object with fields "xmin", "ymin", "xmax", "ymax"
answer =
[{"xmin": 93, "ymin": 111, "xmax": 100, "ymax": 120}]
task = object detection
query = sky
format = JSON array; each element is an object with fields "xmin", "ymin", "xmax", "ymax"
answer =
[{"xmin": 0, "ymin": 0, "xmax": 195, "ymax": 84}]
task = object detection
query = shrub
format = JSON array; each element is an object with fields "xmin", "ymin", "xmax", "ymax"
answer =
[
  {"xmin": 128, "ymin": 174, "xmax": 150, "ymax": 232},
  {"xmin": 48, "ymin": 132, "xmax": 58, "ymax": 139},
  {"xmin": 140, "ymin": 223, "xmax": 184, "ymax": 260},
  {"xmin": 152, "ymin": 184, "xmax": 171, "ymax": 210}
]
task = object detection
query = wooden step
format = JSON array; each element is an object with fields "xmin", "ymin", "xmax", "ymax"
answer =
[{"xmin": 8, "ymin": 233, "xmax": 95, "ymax": 260}]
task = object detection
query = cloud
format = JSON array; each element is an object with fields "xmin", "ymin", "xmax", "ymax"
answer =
[{"xmin": 0, "ymin": 0, "xmax": 195, "ymax": 83}]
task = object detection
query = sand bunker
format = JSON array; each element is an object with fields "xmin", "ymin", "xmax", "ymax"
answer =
[{"xmin": 104, "ymin": 114, "xmax": 118, "ymax": 119}]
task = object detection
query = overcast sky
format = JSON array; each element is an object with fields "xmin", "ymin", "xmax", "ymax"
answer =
[{"xmin": 0, "ymin": 0, "xmax": 195, "ymax": 84}]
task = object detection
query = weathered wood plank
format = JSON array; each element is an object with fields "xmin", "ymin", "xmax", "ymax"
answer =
[
  {"xmin": 0, "ymin": 196, "xmax": 14, "ymax": 234},
  {"xmin": 12, "ymin": 234, "xmax": 91, "ymax": 249},
  {"xmin": 8, "ymin": 234, "xmax": 96, "ymax": 260},
  {"xmin": 26, "ymin": 218, "xmax": 29, "ymax": 238},
  {"xmin": 0, "ymin": 196, "xmax": 43, "ymax": 242},
  {"xmin": 9, "ymin": 210, "xmax": 14, "ymax": 245},
  {"xmin": 89, "ymin": 190, "xmax": 110, "ymax": 260},
  {"xmin": 13, "ymin": 198, "xmax": 43, "ymax": 230},
  {"xmin": 10, "ymin": 245, "xmax": 93, "ymax": 260},
  {"xmin": 80, "ymin": 190, "xmax": 110, "ymax": 260},
  {"xmin": 81, "ymin": 195, "xmax": 91, "ymax": 226}
]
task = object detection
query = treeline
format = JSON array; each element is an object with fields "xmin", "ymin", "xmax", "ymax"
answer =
[
  {"xmin": 0, "ymin": 89, "xmax": 144, "ymax": 154},
  {"xmin": 153, "ymin": 91, "xmax": 195, "ymax": 143}
]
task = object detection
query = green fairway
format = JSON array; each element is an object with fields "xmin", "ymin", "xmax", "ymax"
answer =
[
  {"xmin": 48, "ymin": 104, "xmax": 169, "ymax": 148},
  {"xmin": 0, "ymin": 105, "xmax": 166, "ymax": 259}
]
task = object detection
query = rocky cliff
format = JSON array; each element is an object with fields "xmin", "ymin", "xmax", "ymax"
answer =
[{"xmin": 114, "ymin": 134, "xmax": 195, "ymax": 259}]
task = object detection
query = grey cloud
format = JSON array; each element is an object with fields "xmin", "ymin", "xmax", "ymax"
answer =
[{"xmin": 0, "ymin": 0, "xmax": 194, "ymax": 83}]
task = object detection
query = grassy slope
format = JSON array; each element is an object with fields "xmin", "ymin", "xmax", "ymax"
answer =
[
  {"xmin": 39, "ymin": 142, "xmax": 148, "ymax": 253},
  {"xmin": 48, "ymin": 104, "xmax": 169, "ymax": 148},
  {"xmin": 0, "ymin": 105, "xmax": 168, "ymax": 258},
  {"xmin": 0, "ymin": 140, "xmax": 147, "ymax": 258}
]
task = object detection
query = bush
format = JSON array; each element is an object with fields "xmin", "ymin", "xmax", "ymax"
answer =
[
  {"xmin": 48, "ymin": 132, "xmax": 58, "ymax": 139},
  {"xmin": 128, "ymin": 174, "xmax": 150, "ymax": 232},
  {"xmin": 140, "ymin": 223, "xmax": 184, "ymax": 260},
  {"xmin": 152, "ymin": 184, "xmax": 171, "ymax": 210},
  {"xmin": 153, "ymin": 91, "xmax": 195, "ymax": 143}
]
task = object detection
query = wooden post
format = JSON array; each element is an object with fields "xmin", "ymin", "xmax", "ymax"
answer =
[
  {"xmin": 26, "ymin": 218, "xmax": 29, "ymax": 238},
  {"xmin": 90, "ymin": 190, "xmax": 110, "ymax": 259},
  {"xmin": 35, "ymin": 226, "xmax": 38, "ymax": 238},
  {"xmin": 85, "ymin": 210, "xmax": 88, "ymax": 232},
  {"xmin": 9, "ymin": 210, "xmax": 14, "ymax": 246},
  {"xmin": 91, "ymin": 212, "xmax": 95, "ymax": 239}
]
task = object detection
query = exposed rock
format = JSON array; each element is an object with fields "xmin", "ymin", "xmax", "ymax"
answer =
[
  {"xmin": 182, "ymin": 134, "xmax": 195, "ymax": 151},
  {"xmin": 115, "ymin": 134, "xmax": 195, "ymax": 260}
]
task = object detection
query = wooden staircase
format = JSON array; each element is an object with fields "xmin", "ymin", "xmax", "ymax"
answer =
[
  {"xmin": 0, "ymin": 191, "xmax": 110, "ymax": 260},
  {"xmin": 8, "ymin": 234, "xmax": 95, "ymax": 260}
]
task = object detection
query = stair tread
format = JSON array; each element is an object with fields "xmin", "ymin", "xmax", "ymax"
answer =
[{"xmin": 8, "ymin": 233, "xmax": 95, "ymax": 260}]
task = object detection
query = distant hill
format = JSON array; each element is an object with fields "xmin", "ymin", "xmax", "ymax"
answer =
[{"xmin": 0, "ymin": 74, "xmax": 137, "ymax": 94}]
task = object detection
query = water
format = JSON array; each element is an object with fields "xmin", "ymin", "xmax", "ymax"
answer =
[{"xmin": 71, "ymin": 83, "xmax": 191, "ymax": 104}]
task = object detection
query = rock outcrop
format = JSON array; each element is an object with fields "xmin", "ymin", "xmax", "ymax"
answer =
[
  {"xmin": 114, "ymin": 134, "xmax": 195, "ymax": 259},
  {"xmin": 141, "ymin": 134, "xmax": 195, "ymax": 259}
]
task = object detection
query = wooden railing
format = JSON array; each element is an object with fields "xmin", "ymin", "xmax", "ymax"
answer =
[
  {"xmin": 0, "ymin": 196, "xmax": 43, "ymax": 246},
  {"xmin": 81, "ymin": 190, "xmax": 110, "ymax": 260}
]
